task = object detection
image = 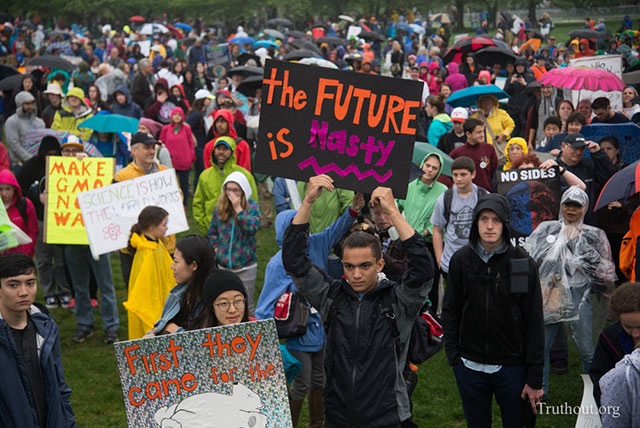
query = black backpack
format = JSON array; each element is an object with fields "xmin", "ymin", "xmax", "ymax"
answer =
[{"xmin": 442, "ymin": 186, "xmax": 489, "ymax": 225}]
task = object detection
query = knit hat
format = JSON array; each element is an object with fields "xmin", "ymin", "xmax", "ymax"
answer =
[
  {"xmin": 223, "ymin": 171, "xmax": 252, "ymax": 201},
  {"xmin": 202, "ymin": 269, "xmax": 248, "ymax": 309},
  {"xmin": 138, "ymin": 118, "xmax": 163, "ymax": 138}
]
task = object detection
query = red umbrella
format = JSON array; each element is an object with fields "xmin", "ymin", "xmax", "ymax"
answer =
[
  {"xmin": 442, "ymin": 37, "xmax": 496, "ymax": 64},
  {"xmin": 129, "ymin": 16, "xmax": 145, "ymax": 22},
  {"xmin": 538, "ymin": 66, "xmax": 625, "ymax": 92}
]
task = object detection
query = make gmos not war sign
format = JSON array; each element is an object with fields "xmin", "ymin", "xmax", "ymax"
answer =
[
  {"xmin": 114, "ymin": 320, "xmax": 292, "ymax": 428},
  {"xmin": 255, "ymin": 59, "xmax": 423, "ymax": 198}
]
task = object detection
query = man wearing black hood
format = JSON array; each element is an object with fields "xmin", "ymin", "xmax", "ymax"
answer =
[
  {"xmin": 16, "ymin": 136, "xmax": 71, "ymax": 308},
  {"xmin": 442, "ymin": 193, "xmax": 544, "ymax": 427},
  {"xmin": 504, "ymin": 57, "xmax": 536, "ymax": 138}
]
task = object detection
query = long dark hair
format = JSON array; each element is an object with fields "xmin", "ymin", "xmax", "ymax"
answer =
[
  {"xmin": 173, "ymin": 235, "xmax": 217, "ymax": 330},
  {"xmin": 127, "ymin": 206, "xmax": 168, "ymax": 253}
]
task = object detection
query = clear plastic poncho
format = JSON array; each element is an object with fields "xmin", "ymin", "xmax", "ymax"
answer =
[{"xmin": 523, "ymin": 186, "xmax": 616, "ymax": 325}]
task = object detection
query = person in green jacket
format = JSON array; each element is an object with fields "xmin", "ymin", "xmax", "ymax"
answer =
[
  {"xmin": 193, "ymin": 136, "xmax": 258, "ymax": 234},
  {"xmin": 51, "ymin": 87, "xmax": 94, "ymax": 142},
  {"xmin": 296, "ymin": 181, "xmax": 353, "ymax": 234},
  {"xmin": 397, "ymin": 152, "xmax": 447, "ymax": 309},
  {"xmin": 426, "ymin": 95, "xmax": 452, "ymax": 147}
]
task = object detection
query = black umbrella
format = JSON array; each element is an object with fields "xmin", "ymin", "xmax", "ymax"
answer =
[
  {"xmin": 312, "ymin": 23, "xmax": 329, "ymax": 32},
  {"xmin": 316, "ymin": 37, "xmax": 348, "ymax": 46},
  {"xmin": 0, "ymin": 74, "xmax": 25, "ymax": 91},
  {"xmin": 263, "ymin": 29, "xmax": 286, "ymax": 40},
  {"xmin": 0, "ymin": 63, "xmax": 20, "ymax": 81},
  {"xmin": 236, "ymin": 52, "xmax": 261, "ymax": 66},
  {"xmin": 237, "ymin": 75, "xmax": 263, "ymax": 98},
  {"xmin": 524, "ymin": 29, "xmax": 544, "ymax": 39},
  {"xmin": 287, "ymin": 30, "xmax": 306, "ymax": 39},
  {"xmin": 16, "ymin": 20, "xmax": 34, "ymax": 29},
  {"xmin": 284, "ymin": 49, "xmax": 319, "ymax": 61},
  {"xmin": 290, "ymin": 39, "xmax": 323, "ymax": 55},
  {"xmin": 569, "ymin": 29, "xmax": 608, "ymax": 40},
  {"xmin": 27, "ymin": 55, "xmax": 74, "ymax": 72},
  {"xmin": 475, "ymin": 47, "xmax": 517, "ymax": 66},
  {"xmin": 266, "ymin": 18, "xmax": 293, "ymax": 27},
  {"xmin": 227, "ymin": 65, "xmax": 263, "ymax": 77},
  {"xmin": 358, "ymin": 31, "xmax": 386, "ymax": 42}
]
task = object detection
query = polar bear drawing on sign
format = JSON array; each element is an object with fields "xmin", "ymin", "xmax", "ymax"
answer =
[{"xmin": 153, "ymin": 383, "xmax": 269, "ymax": 428}]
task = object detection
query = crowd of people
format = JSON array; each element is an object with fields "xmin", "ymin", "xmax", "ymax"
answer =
[{"xmin": 1, "ymin": 9, "xmax": 640, "ymax": 428}]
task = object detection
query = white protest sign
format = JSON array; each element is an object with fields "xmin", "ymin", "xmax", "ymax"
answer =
[
  {"xmin": 347, "ymin": 25, "xmax": 362, "ymax": 40},
  {"xmin": 569, "ymin": 55, "xmax": 623, "ymax": 112},
  {"xmin": 77, "ymin": 169, "xmax": 188, "ymax": 258}
]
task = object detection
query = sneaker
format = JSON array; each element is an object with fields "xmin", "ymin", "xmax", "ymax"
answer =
[
  {"xmin": 67, "ymin": 298, "xmax": 75, "ymax": 309},
  {"xmin": 105, "ymin": 329, "xmax": 119, "ymax": 344},
  {"xmin": 59, "ymin": 295, "xmax": 72, "ymax": 308},
  {"xmin": 91, "ymin": 298, "xmax": 98, "ymax": 308},
  {"xmin": 71, "ymin": 329, "xmax": 93, "ymax": 343},
  {"xmin": 45, "ymin": 297, "xmax": 59, "ymax": 309}
]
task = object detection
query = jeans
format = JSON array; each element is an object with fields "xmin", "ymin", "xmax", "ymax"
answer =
[
  {"xmin": 35, "ymin": 220, "xmax": 70, "ymax": 298},
  {"xmin": 453, "ymin": 361, "xmax": 526, "ymax": 428},
  {"xmin": 64, "ymin": 245, "xmax": 119, "ymax": 331},
  {"xmin": 289, "ymin": 348, "xmax": 325, "ymax": 400},
  {"xmin": 542, "ymin": 290, "xmax": 594, "ymax": 394},
  {"xmin": 176, "ymin": 169, "xmax": 190, "ymax": 208}
]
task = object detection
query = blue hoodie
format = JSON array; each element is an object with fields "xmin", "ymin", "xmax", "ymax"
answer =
[
  {"xmin": 110, "ymin": 85, "xmax": 143, "ymax": 119},
  {"xmin": 255, "ymin": 208, "xmax": 356, "ymax": 352}
]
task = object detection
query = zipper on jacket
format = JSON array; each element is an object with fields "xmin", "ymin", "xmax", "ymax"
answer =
[
  {"xmin": 485, "ymin": 266, "xmax": 490, "ymax": 360},
  {"xmin": 351, "ymin": 298, "xmax": 361, "ymax": 412}
]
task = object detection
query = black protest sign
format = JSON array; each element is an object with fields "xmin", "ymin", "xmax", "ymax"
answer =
[
  {"xmin": 496, "ymin": 167, "xmax": 562, "ymax": 246},
  {"xmin": 255, "ymin": 59, "xmax": 423, "ymax": 198}
]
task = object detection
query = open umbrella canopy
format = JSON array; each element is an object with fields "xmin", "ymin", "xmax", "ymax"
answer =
[
  {"xmin": 413, "ymin": 142, "xmax": 453, "ymax": 176},
  {"xmin": 267, "ymin": 18, "xmax": 293, "ymax": 27},
  {"xmin": 284, "ymin": 49, "xmax": 320, "ymax": 61},
  {"xmin": 27, "ymin": 55, "xmax": 74, "ymax": 72},
  {"xmin": 290, "ymin": 39, "xmax": 323, "ymax": 55},
  {"xmin": 129, "ymin": 16, "xmax": 145, "ymax": 22},
  {"xmin": 338, "ymin": 15, "xmax": 355, "ymax": 23},
  {"xmin": 358, "ymin": 30, "xmax": 385, "ymax": 42},
  {"xmin": 396, "ymin": 23, "xmax": 412, "ymax": 33},
  {"xmin": 24, "ymin": 129, "xmax": 101, "ymax": 157},
  {"xmin": 298, "ymin": 57, "xmax": 338, "ymax": 68},
  {"xmin": 569, "ymin": 29, "xmax": 608, "ymax": 40},
  {"xmin": 446, "ymin": 84, "xmax": 510, "ymax": 108},
  {"xmin": 475, "ymin": 46, "xmax": 517, "ymax": 66},
  {"xmin": 595, "ymin": 159, "xmax": 640, "ymax": 211},
  {"xmin": 431, "ymin": 13, "xmax": 451, "ymax": 24},
  {"xmin": 227, "ymin": 65, "xmax": 264, "ymax": 77},
  {"xmin": 524, "ymin": 29, "xmax": 544, "ymax": 39},
  {"xmin": 228, "ymin": 36, "xmax": 255, "ymax": 45},
  {"xmin": 263, "ymin": 29, "xmax": 285, "ymax": 40},
  {"xmin": 0, "ymin": 64, "xmax": 19, "ymax": 81},
  {"xmin": 237, "ymin": 75, "xmax": 263, "ymax": 98},
  {"xmin": 538, "ymin": 67, "xmax": 625, "ymax": 92},
  {"xmin": 287, "ymin": 30, "xmax": 306, "ymax": 39},
  {"xmin": 581, "ymin": 123, "xmax": 640, "ymax": 165},
  {"xmin": 0, "ymin": 74, "xmax": 24, "ymax": 91},
  {"xmin": 254, "ymin": 40, "xmax": 279, "ymax": 49},
  {"xmin": 443, "ymin": 37, "xmax": 496, "ymax": 64},
  {"xmin": 139, "ymin": 23, "xmax": 169, "ymax": 35},
  {"xmin": 80, "ymin": 113, "xmax": 140, "ymax": 134},
  {"xmin": 410, "ymin": 24, "xmax": 426, "ymax": 34},
  {"xmin": 316, "ymin": 37, "xmax": 348, "ymax": 46},
  {"xmin": 518, "ymin": 38, "xmax": 541, "ymax": 54},
  {"xmin": 174, "ymin": 22, "xmax": 192, "ymax": 32},
  {"xmin": 236, "ymin": 52, "xmax": 261, "ymax": 66}
]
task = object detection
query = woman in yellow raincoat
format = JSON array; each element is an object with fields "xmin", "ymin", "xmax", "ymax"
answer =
[{"xmin": 123, "ymin": 206, "xmax": 176, "ymax": 339}]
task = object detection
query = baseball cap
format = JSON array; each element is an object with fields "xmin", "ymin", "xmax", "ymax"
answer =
[
  {"xmin": 563, "ymin": 133, "xmax": 586, "ymax": 148},
  {"xmin": 451, "ymin": 107, "xmax": 468, "ymax": 122},
  {"xmin": 561, "ymin": 186, "xmax": 588, "ymax": 207},
  {"xmin": 194, "ymin": 89, "xmax": 216, "ymax": 101},
  {"xmin": 131, "ymin": 132, "xmax": 160, "ymax": 146},
  {"xmin": 60, "ymin": 135, "xmax": 84, "ymax": 151}
]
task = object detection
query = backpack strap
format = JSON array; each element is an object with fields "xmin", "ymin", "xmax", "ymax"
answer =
[{"xmin": 443, "ymin": 187, "xmax": 454, "ymax": 226}]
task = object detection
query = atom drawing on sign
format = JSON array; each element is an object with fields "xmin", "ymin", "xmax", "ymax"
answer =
[{"xmin": 103, "ymin": 223, "xmax": 121, "ymax": 240}]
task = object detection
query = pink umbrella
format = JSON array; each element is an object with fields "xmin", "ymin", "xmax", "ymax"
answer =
[{"xmin": 538, "ymin": 66, "xmax": 625, "ymax": 92}]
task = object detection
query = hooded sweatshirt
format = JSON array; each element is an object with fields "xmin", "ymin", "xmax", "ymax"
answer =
[
  {"xmin": 427, "ymin": 62, "xmax": 442, "ymax": 94},
  {"xmin": 110, "ymin": 85, "xmax": 143, "ymax": 119},
  {"xmin": 599, "ymin": 348, "xmax": 640, "ymax": 427},
  {"xmin": 16, "ymin": 136, "xmax": 60, "ymax": 221},
  {"xmin": 0, "ymin": 169, "xmax": 38, "ymax": 257},
  {"xmin": 192, "ymin": 136, "xmax": 258, "ymax": 234},
  {"xmin": 144, "ymin": 78, "xmax": 186, "ymax": 124},
  {"xmin": 445, "ymin": 62, "xmax": 468, "ymax": 92},
  {"xmin": 202, "ymin": 109, "xmax": 252, "ymax": 171},
  {"xmin": 256, "ymin": 207, "xmax": 357, "ymax": 352},
  {"xmin": 427, "ymin": 112, "xmax": 452, "ymax": 146},
  {"xmin": 51, "ymin": 87, "xmax": 94, "ymax": 141},
  {"xmin": 5, "ymin": 91, "xmax": 45, "ymax": 165},
  {"xmin": 397, "ymin": 153, "xmax": 448, "ymax": 242},
  {"xmin": 158, "ymin": 107, "xmax": 196, "ymax": 171}
]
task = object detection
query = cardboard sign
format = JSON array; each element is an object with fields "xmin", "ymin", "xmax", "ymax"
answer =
[
  {"xmin": 114, "ymin": 320, "xmax": 293, "ymax": 428},
  {"xmin": 496, "ymin": 167, "xmax": 562, "ymax": 246},
  {"xmin": 206, "ymin": 43, "xmax": 232, "ymax": 77},
  {"xmin": 45, "ymin": 156, "xmax": 114, "ymax": 245},
  {"xmin": 255, "ymin": 59, "xmax": 423, "ymax": 199},
  {"xmin": 77, "ymin": 169, "xmax": 188, "ymax": 258},
  {"xmin": 569, "ymin": 55, "xmax": 623, "ymax": 112}
]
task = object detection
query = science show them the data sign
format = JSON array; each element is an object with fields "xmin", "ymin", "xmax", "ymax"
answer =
[
  {"xmin": 256, "ymin": 59, "xmax": 423, "ymax": 198},
  {"xmin": 114, "ymin": 320, "xmax": 292, "ymax": 428}
]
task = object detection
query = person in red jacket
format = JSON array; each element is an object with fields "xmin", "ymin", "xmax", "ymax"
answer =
[
  {"xmin": 159, "ymin": 107, "xmax": 196, "ymax": 209},
  {"xmin": 0, "ymin": 169, "xmax": 38, "ymax": 257},
  {"xmin": 202, "ymin": 109, "xmax": 251, "ymax": 171}
]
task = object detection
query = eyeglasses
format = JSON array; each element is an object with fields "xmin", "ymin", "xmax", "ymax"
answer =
[
  {"xmin": 214, "ymin": 298, "xmax": 246, "ymax": 312},
  {"xmin": 226, "ymin": 188, "xmax": 243, "ymax": 195}
]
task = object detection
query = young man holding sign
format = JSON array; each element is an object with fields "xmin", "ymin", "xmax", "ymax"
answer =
[{"xmin": 282, "ymin": 175, "xmax": 433, "ymax": 428}]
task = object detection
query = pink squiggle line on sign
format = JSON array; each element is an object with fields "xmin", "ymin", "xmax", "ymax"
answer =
[{"xmin": 298, "ymin": 156, "xmax": 393, "ymax": 183}]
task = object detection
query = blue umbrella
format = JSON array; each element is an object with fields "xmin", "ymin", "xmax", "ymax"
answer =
[
  {"xmin": 80, "ymin": 113, "xmax": 140, "ymax": 134},
  {"xmin": 228, "ymin": 36, "xmax": 255, "ymax": 45},
  {"xmin": 594, "ymin": 160, "xmax": 640, "ymax": 211},
  {"xmin": 396, "ymin": 22, "xmax": 412, "ymax": 33},
  {"xmin": 174, "ymin": 22, "xmax": 192, "ymax": 32},
  {"xmin": 253, "ymin": 40, "xmax": 279, "ymax": 49},
  {"xmin": 581, "ymin": 123, "xmax": 640, "ymax": 165},
  {"xmin": 446, "ymin": 84, "xmax": 510, "ymax": 108}
]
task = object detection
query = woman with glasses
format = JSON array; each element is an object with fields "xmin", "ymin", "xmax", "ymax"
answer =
[
  {"xmin": 193, "ymin": 269, "xmax": 252, "ymax": 328},
  {"xmin": 207, "ymin": 171, "xmax": 261, "ymax": 316}
]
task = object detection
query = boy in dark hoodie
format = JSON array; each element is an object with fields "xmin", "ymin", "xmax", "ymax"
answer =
[
  {"xmin": 143, "ymin": 78, "xmax": 185, "ymax": 124},
  {"xmin": 110, "ymin": 85, "xmax": 142, "ymax": 119}
]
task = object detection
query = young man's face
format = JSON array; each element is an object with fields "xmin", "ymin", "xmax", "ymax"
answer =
[
  {"xmin": 215, "ymin": 117, "xmax": 229, "ymax": 135},
  {"xmin": 342, "ymin": 246, "xmax": 384, "ymax": 295},
  {"xmin": 593, "ymin": 106, "xmax": 611, "ymax": 122},
  {"xmin": 48, "ymin": 93, "xmax": 61, "ymax": 106},
  {"xmin": 421, "ymin": 156, "xmax": 441, "ymax": 182},
  {"xmin": 543, "ymin": 124, "xmax": 560, "ymax": 139},
  {"xmin": 452, "ymin": 169, "xmax": 475, "ymax": 191},
  {"xmin": 466, "ymin": 125, "xmax": 485, "ymax": 145},
  {"xmin": 0, "ymin": 270, "xmax": 37, "ymax": 316},
  {"xmin": 477, "ymin": 209, "xmax": 503, "ymax": 247},
  {"xmin": 452, "ymin": 121, "xmax": 464, "ymax": 134}
]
